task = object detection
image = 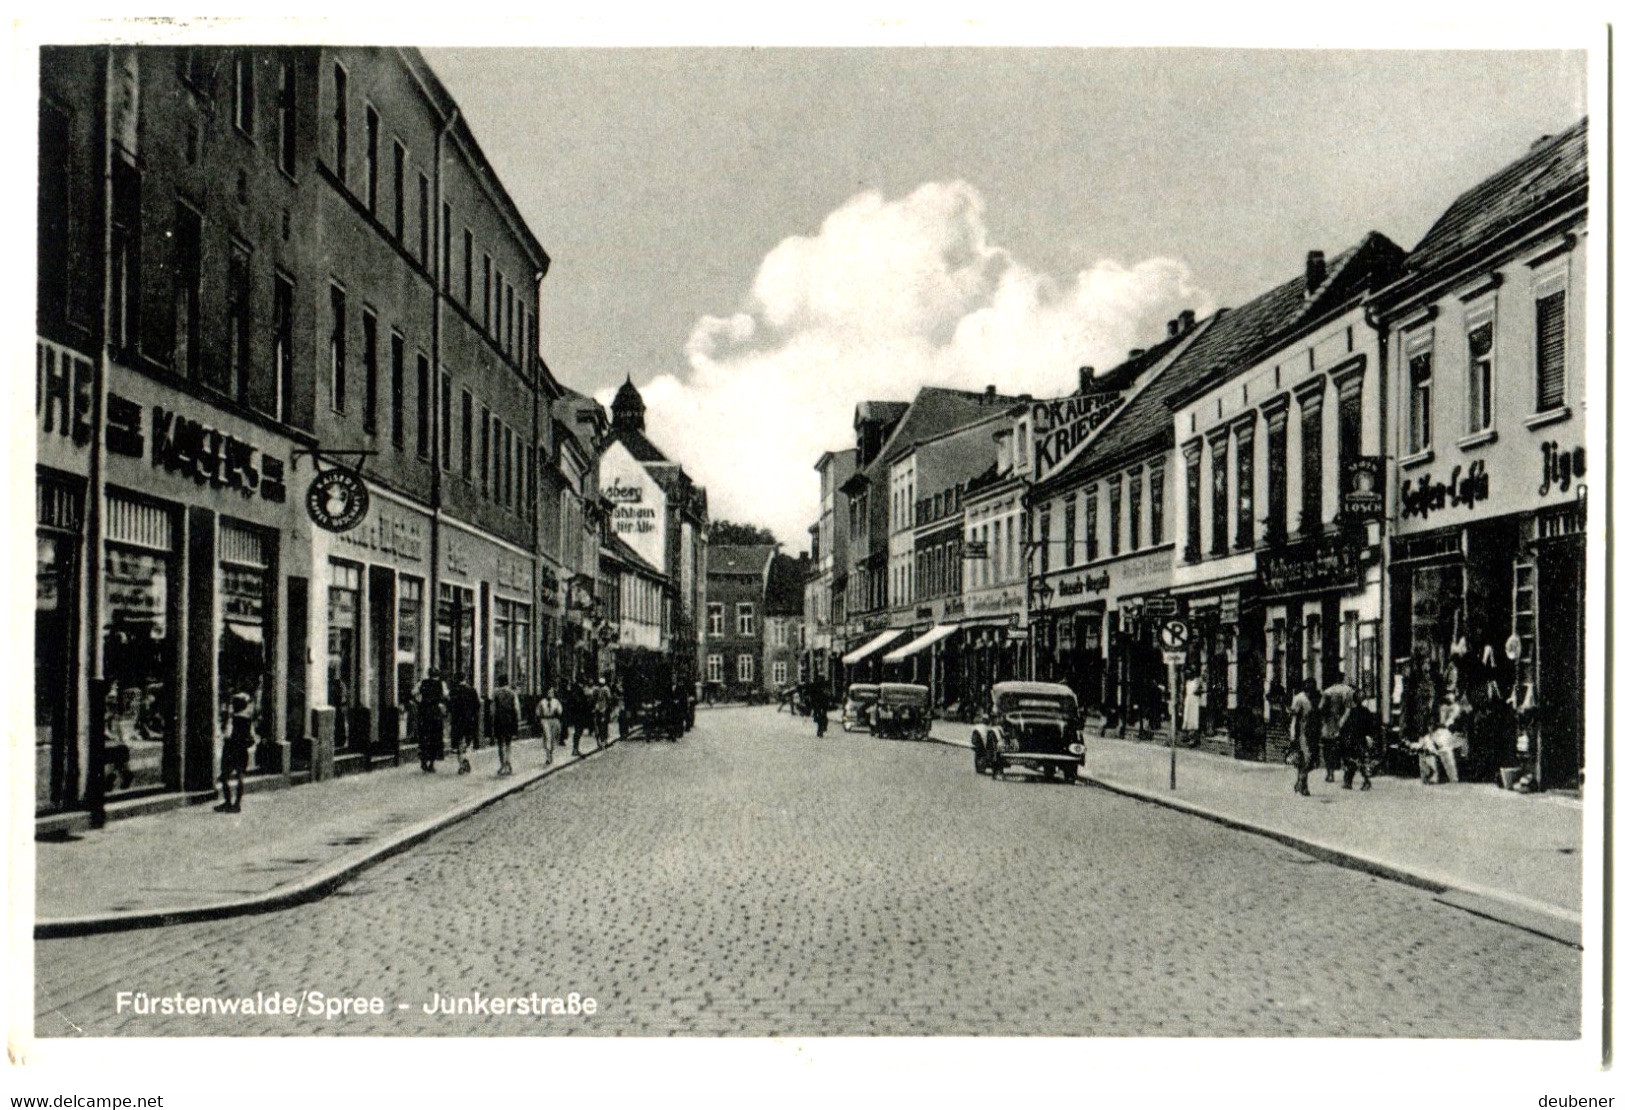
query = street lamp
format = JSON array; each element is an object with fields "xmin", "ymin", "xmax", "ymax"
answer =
[{"xmin": 1027, "ymin": 579, "xmax": 1055, "ymax": 680}]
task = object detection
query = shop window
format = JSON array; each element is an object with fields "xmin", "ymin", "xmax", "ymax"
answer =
[
  {"xmin": 1466, "ymin": 313, "xmax": 1495, "ymax": 435},
  {"xmin": 397, "ymin": 575, "xmax": 423, "ymax": 700},
  {"xmin": 1535, "ymin": 284, "xmax": 1567, "ymax": 413},
  {"xmin": 327, "ymin": 560, "xmax": 361, "ymax": 746},
  {"xmin": 436, "ymin": 583, "xmax": 476, "ymax": 682},
  {"xmin": 219, "ymin": 523, "xmax": 272, "ymax": 770},
  {"xmin": 494, "ymin": 598, "xmax": 532, "ymax": 691},
  {"xmin": 1512, "ymin": 560, "xmax": 1537, "ymax": 709}
]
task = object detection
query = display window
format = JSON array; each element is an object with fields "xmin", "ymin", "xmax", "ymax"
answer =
[
  {"xmin": 327, "ymin": 559, "xmax": 362, "ymax": 748},
  {"xmin": 219, "ymin": 522, "xmax": 271, "ymax": 770},
  {"xmin": 437, "ymin": 583, "xmax": 475, "ymax": 683},
  {"xmin": 102, "ymin": 495, "xmax": 177, "ymax": 795}
]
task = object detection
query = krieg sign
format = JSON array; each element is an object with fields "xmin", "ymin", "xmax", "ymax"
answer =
[{"xmin": 1031, "ymin": 392, "xmax": 1122, "ymax": 480}]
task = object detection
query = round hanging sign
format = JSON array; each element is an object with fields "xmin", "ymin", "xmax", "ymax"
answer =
[{"xmin": 306, "ymin": 467, "xmax": 370, "ymax": 533}]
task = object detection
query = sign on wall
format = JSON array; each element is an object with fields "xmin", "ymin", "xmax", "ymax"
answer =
[{"xmin": 1031, "ymin": 393, "xmax": 1122, "ymax": 480}]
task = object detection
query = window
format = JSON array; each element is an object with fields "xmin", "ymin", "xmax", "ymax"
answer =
[
  {"xmin": 1149, "ymin": 467, "xmax": 1165, "ymax": 546},
  {"xmin": 277, "ymin": 55, "xmax": 295, "ymax": 175},
  {"xmin": 456, "ymin": 389, "xmax": 472, "ymax": 480},
  {"xmin": 227, "ymin": 242, "xmax": 251, "ymax": 400},
  {"xmin": 331, "ymin": 63, "xmax": 347, "ymax": 183},
  {"xmin": 491, "ymin": 418, "xmax": 503, "ymax": 502},
  {"xmin": 1406, "ymin": 332, "xmax": 1433, "ymax": 455},
  {"xmin": 1266, "ymin": 415, "xmax": 1288, "ymax": 543},
  {"xmin": 1466, "ymin": 313, "xmax": 1495, "ymax": 434},
  {"xmin": 390, "ymin": 332, "xmax": 405, "ymax": 448},
  {"xmin": 1209, "ymin": 435, "xmax": 1228, "ymax": 556},
  {"xmin": 418, "ymin": 174, "xmax": 430, "ymax": 263},
  {"xmin": 506, "ymin": 284, "xmax": 516, "ymax": 355},
  {"xmin": 1063, "ymin": 496, "xmax": 1077, "ymax": 567},
  {"xmin": 1535, "ymin": 285, "xmax": 1568, "ymax": 412},
  {"xmin": 1038, "ymin": 507, "xmax": 1051, "ymax": 575},
  {"xmin": 1109, "ymin": 478, "xmax": 1123, "ymax": 557},
  {"xmin": 328, "ymin": 284, "xmax": 346, "ymax": 412},
  {"xmin": 440, "ymin": 372, "xmax": 452, "ymax": 469},
  {"xmin": 1183, "ymin": 444, "xmax": 1202, "ymax": 561},
  {"xmin": 441, "ymin": 204, "xmax": 452, "ymax": 292},
  {"xmin": 463, "ymin": 230, "xmax": 474, "ymax": 306},
  {"xmin": 172, "ymin": 203, "xmax": 202, "ymax": 379},
  {"xmin": 480, "ymin": 406, "xmax": 491, "ymax": 497},
  {"xmin": 392, "ymin": 141, "xmax": 406, "ymax": 241},
  {"xmin": 38, "ymin": 99, "xmax": 72, "ymax": 326},
  {"xmin": 327, "ymin": 560, "xmax": 362, "ymax": 748},
  {"xmin": 737, "ymin": 604, "xmax": 756, "ymax": 637},
  {"xmin": 361, "ymin": 309, "xmax": 378, "ymax": 433},
  {"xmin": 495, "ymin": 271, "xmax": 504, "ymax": 345},
  {"xmin": 773, "ymin": 661, "xmax": 788, "ymax": 687},
  {"xmin": 397, "ymin": 575, "xmax": 423, "ymax": 696},
  {"xmin": 233, "ymin": 51, "xmax": 254, "ymax": 135},
  {"xmin": 516, "ymin": 437, "xmax": 527, "ymax": 515},
  {"xmin": 1234, "ymin": 433, "xmax": 1254, "ymax": 549},
  {"xmin": 1301, "ymin": 396, "xmax": 1323, "ymax": 533},
  {"xmin": 272, "ymin": 274, "xmax": 294, "ymax": 423},
  {"xmin": 1084, "ymin": 489, "xmax": 1099, "ymax": 562},
  {"xmin": 737, "ymin": 655, "xmax": 755, "ymax": 684},
  {"xmin": 482, "ymin": 255, "xmax": 492, "ymax": 330},
  {"xmin": 364, "ymin": 106, "xmax": 379, "ymax": 214},
  {"xmin": 415, "ymin": 353, "xmax": 430, "ymax": 459},
  {"xmin": 1128, "ymin": 472, "xmax": 1143, "ymax": 552},
  {"xmin": 503, "ymin": 423, "xmax": 515, "ymax": 507},
  {"xmin": 707, "ymin": 654, "xmax": 724, "ymax": 684},
  {"xmin": 708, "ymin": 603, "xmax": 724, "ymax": 636}
]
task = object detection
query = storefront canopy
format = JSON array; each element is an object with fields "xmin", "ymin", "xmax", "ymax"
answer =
[
  {"xmin": 842, "ymin": 628, "xmax": 907, "ymax": 665},
  {"xmin": 882, "ymin": 623, "xmax": 959, "ymax": 663}
]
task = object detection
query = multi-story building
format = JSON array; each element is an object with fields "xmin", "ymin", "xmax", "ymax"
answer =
[
  {"xmin": 35, "ymin": 45, "xmax": 554, "ymax": 820},
  {"xmin": 803, "ymin": 448, "xmax": 854, "ymax": 693},
  {"xmin": 1372, "ymin": 119, "xmax": 1590, "ymax": 791},
  {"xmin": 703, "ymin": 544, "xmax": 777, "ymax": 697},
  {"xmin": 1168, "ymin": 234, "xmax": 1406, "ymax": 757},
  {"xmin": 763, "ymin": 552, "xmax": 810, "ymax": 696},
  {"xmin": 957, "ymin": 422, "xmax": 1032, "ymax": 703}
]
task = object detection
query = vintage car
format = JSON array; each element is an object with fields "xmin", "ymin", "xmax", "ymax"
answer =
[
  {"xmin": 841, "ymin": 683, "xmax": 881, "ymax": 732},
  {"xmin": 971, "ymin": 681, "xmax": 1085, "ymax": 782},
  {"xmin": 872, "ymin": 682, "xmax": 932, "ymax": 741}
]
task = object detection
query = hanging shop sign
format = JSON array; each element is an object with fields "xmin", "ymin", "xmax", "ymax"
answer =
[
  {"xmin": 306, "ymin": 468, "xmax": 369, "ymax": 533},
  {"xmin": 1258, "ymin": 533, "xmax": 1363, "ymax": 596},
  {"xmin": 1341, "ymin": 456, "xmax": 1385, "ymax": 519},
  {"xmin": 1537, "ymin": 442, "xmax": 1586, "ymax": 498},
  {"xmin": 1399, "ymin": 461, "xmax": 1489, "ymax": 520}
]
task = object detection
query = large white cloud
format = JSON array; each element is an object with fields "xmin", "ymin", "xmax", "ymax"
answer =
[{"xmin": 608, "ymin": 181, "xmax": 1212, "ymax": 550}]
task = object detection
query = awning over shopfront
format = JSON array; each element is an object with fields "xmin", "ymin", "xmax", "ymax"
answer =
[
  {"xmin": 882, "ymin": 623, "xmax": 959, "ymax": 663},
  {"xmin": 842, "ymin": 628, "xmax": 907, "ymax": 665}
]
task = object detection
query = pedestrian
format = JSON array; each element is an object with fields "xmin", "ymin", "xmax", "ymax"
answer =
[
  {"xmin": 216, "ymin": 691, "xmax": 254, "ymax": 813},
  {"xmin": 449, "ymin": 674, "xmax": 480, "ymax": 774},
  {"xmin": 567, "ymin": 683, "xmax": 589, "ymax": 757},
  {"xmin": 593, "ymin": 679, "xmax": 614, "ymax": 749},
  {"xmin": 538, "ymin": 687, "xmax": 563, "ymax": 765},
  {"xmin": 1288, "ymin": 677, "xmax": 1320, "ymax": 797},
  {"xmin": 1340, "ymin": 696, "xmax": 1381, "ymax": 791},
  {"xmin": 1319, "ymin": 670, "xmax": 1356, "ymax": 783},
  {"xmin": 490, "ymin": 672, "xmax": 519, "ymax": 776},
  {"xmin": 416, "ymin": 668, "xmax": 447, "ymax": 772},
  {"xmin": 808, "ymin": 681, "xmax": 830, "ymax": 737},
  {"xmin": 1181, "ymin": 666, "xmax": 1205, "ymax": 747}
]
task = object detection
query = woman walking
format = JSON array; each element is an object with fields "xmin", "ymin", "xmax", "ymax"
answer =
[
  {"xmin": 449, "ymin": 675, "xmax": 480, "ymax": 774},
  {"xmin": 538, "ymin": 687, "xmax": 563, "ymax": 765},
  {"xmin": 417, "ymin": 668, "xmax": 447, "ymax": 772},
  {"xmin": 490, "ymin": 673, "xmax": 519, "ymax": 776}
]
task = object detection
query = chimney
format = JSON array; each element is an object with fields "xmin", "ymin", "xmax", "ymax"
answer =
[
  {"xmin": 1017, "ymin": 393, "xmax": 1033, "ymax": 403},
  {"xmin": 984, "ymin": 384, "xmax": 997, "ymax": 404},
  {"xmin": 1179, "ymin": 308, "xmax": 1196, "ymax": 333},
  {"xmin": 1167, "ymin": 319, "xmax": 1180, "ymax": 338},
  {"xmin": 1128, "ymin": 348, "xmax": 1145, "ymax": 359},
  {"xmin": 1305, "ymin": 250, "xmax": 1327, "ymax": 294},
  {"xmin": 1077, "ymin": 365, "xmax": 1094, "ymax": 393}
]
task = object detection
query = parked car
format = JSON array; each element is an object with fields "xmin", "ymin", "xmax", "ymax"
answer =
[
  {"xmin": 971, "ymin": 681, "xmax": 1085, "ymax": 782},
  {"xmin": 872, "ymin": 682, "xmax": 932, "ymax": 740},
  {"xmin": 841, "ymin": 683, "xmax": 881, "ymax": 732}
]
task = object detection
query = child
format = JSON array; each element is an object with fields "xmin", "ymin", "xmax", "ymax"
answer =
[{"xmin": 217, "ymin": 692, "xmax": 254, "ymax": 813}]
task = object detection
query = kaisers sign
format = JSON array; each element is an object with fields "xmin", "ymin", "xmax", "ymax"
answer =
[{"xmin": 306, "ymin": 468, "xmax": 370, "ymax": 533}]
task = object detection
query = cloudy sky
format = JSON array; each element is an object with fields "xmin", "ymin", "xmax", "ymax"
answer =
[{"xmin": 421, "ymin": 45, "xmax": 1588, "ymax": 548}]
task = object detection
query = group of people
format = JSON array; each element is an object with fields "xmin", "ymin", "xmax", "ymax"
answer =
[
  {"xmin": 411, "ymin": 669, "xmax": 521, "ymax": 776},
  {"xmin": 536, "ymin": 680, "xmax": 617, "ymax": 762},
  {"xmin": 1283, "ymin": 670, "xmax": 1382, "ymax": 797}
]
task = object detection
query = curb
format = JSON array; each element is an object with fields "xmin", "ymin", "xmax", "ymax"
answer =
[
  {"xmin": 925, "ymin": 732, "xmax": 1581, "ymax": 948},
  {"xmin": 35, "ymin": 738, "xmax": 622, "ymax": 940}
]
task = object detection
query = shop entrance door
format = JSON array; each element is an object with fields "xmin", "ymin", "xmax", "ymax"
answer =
[
  {"xmin": 36, "ymin": 531, "xmax": 78, "ymax": 810},
  {"xmin": 1537, "ymin": 538, "xmax": 1584, "ymax": 789}
]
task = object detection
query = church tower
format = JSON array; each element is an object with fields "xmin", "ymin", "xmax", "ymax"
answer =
[{"xmin": 611, "ymin": 376, "xmax": 646, "ymax": 434}]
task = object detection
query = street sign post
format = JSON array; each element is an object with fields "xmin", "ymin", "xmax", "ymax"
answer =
[{"xmin": 1158, "ymin": 618, "xmax": 1191, "ymax": 790}]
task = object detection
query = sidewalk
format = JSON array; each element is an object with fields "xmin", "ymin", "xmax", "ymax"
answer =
[
  {"xmin": 930, "ymin": 721, "xmax": 1583, "ymax": 946},
  {"xmin": 34, "ymin": 732, "xmax": 620, "ymax": 937}
]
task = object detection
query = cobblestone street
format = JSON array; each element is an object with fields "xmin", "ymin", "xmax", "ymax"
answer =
[{"xmin": 35, "ymin": 707, "xmax": 1580, "ymax": 1038}]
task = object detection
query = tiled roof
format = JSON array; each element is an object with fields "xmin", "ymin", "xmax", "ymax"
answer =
[
  {"xmin": 1065, "ymin": 231, "xmax": 1406, "ymax": 483},
  {"xmin": 1401, "ymin": 118, "xmax": 1588, "ymax": 282},
  {"xmin": 602, "ymin": 426, "xmax": 671, "ymax": 465},
  {"xmin": 862, "ymin": 387, "xmax": 1027, "ymax": 479},
  {"xmin": 708, "ymin": 543, "xmax": 777, "ymax": 578},
  {"xmin": 764, "ymin": 553, "xmax": 810, "ymax": 615}
]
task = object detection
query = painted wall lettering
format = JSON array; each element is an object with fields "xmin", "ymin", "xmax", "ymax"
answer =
[{"xmin": 1399, "ymin": 461, "xmax": 1489, "ymax": 520}]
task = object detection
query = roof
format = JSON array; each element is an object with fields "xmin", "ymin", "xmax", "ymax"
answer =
[
  {"xmin": 1399, "ymin": 118, "xmax": 1587, "ymax": 285},
  {"xmin": 707, "ymin": 544, "xmax": 777, "ymax": 578},
  {"xmin": 764, "ymin": 553, "xmax": 810, "ymax": 616},
  {"xmin": 850, "ymin": 387, "xmax": 1028, "ymax": 490},
  {"xmin": 601, "ymin": 532, "xmax": 666, "ymax": 581},
  {"xmin": 1059, "ymin": 232, "xmax": 1405, "ymax": 485},
  {"xmin": 602, "ymin": 426, "xmax": 671, "ymax": 465},
  {"xmin": 854, "ymin": 400, "xmax": 910, "ymax": 429}
]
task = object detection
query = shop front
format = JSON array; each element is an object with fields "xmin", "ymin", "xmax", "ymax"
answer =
[
  {"xmin": 1034, "ymin": 547, "xmax": 1174, "ymax": 719},
  {"xmin": 956, "ymin": 582, "xmax": 1027, "ymax": 712},
  {"xmin": 36, "ymin": 338, "xmax": 305, "ymax": 814},
  {"xmin": 441, "ymin": 519, "xmax": 537, "ymax": 702}
]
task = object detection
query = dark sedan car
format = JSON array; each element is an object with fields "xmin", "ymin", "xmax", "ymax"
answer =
[{"xmin": 971, "ymin": 681, "xmax": 1086, "ymax": 782}]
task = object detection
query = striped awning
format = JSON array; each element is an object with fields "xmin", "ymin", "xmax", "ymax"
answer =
[
  {"xmin": 882, "ymin": 623, "xmax": 959, "ymax": 663},
  {"xmin": 841, "ymin": 628, "xmax": 906, "ymax": 665}
]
